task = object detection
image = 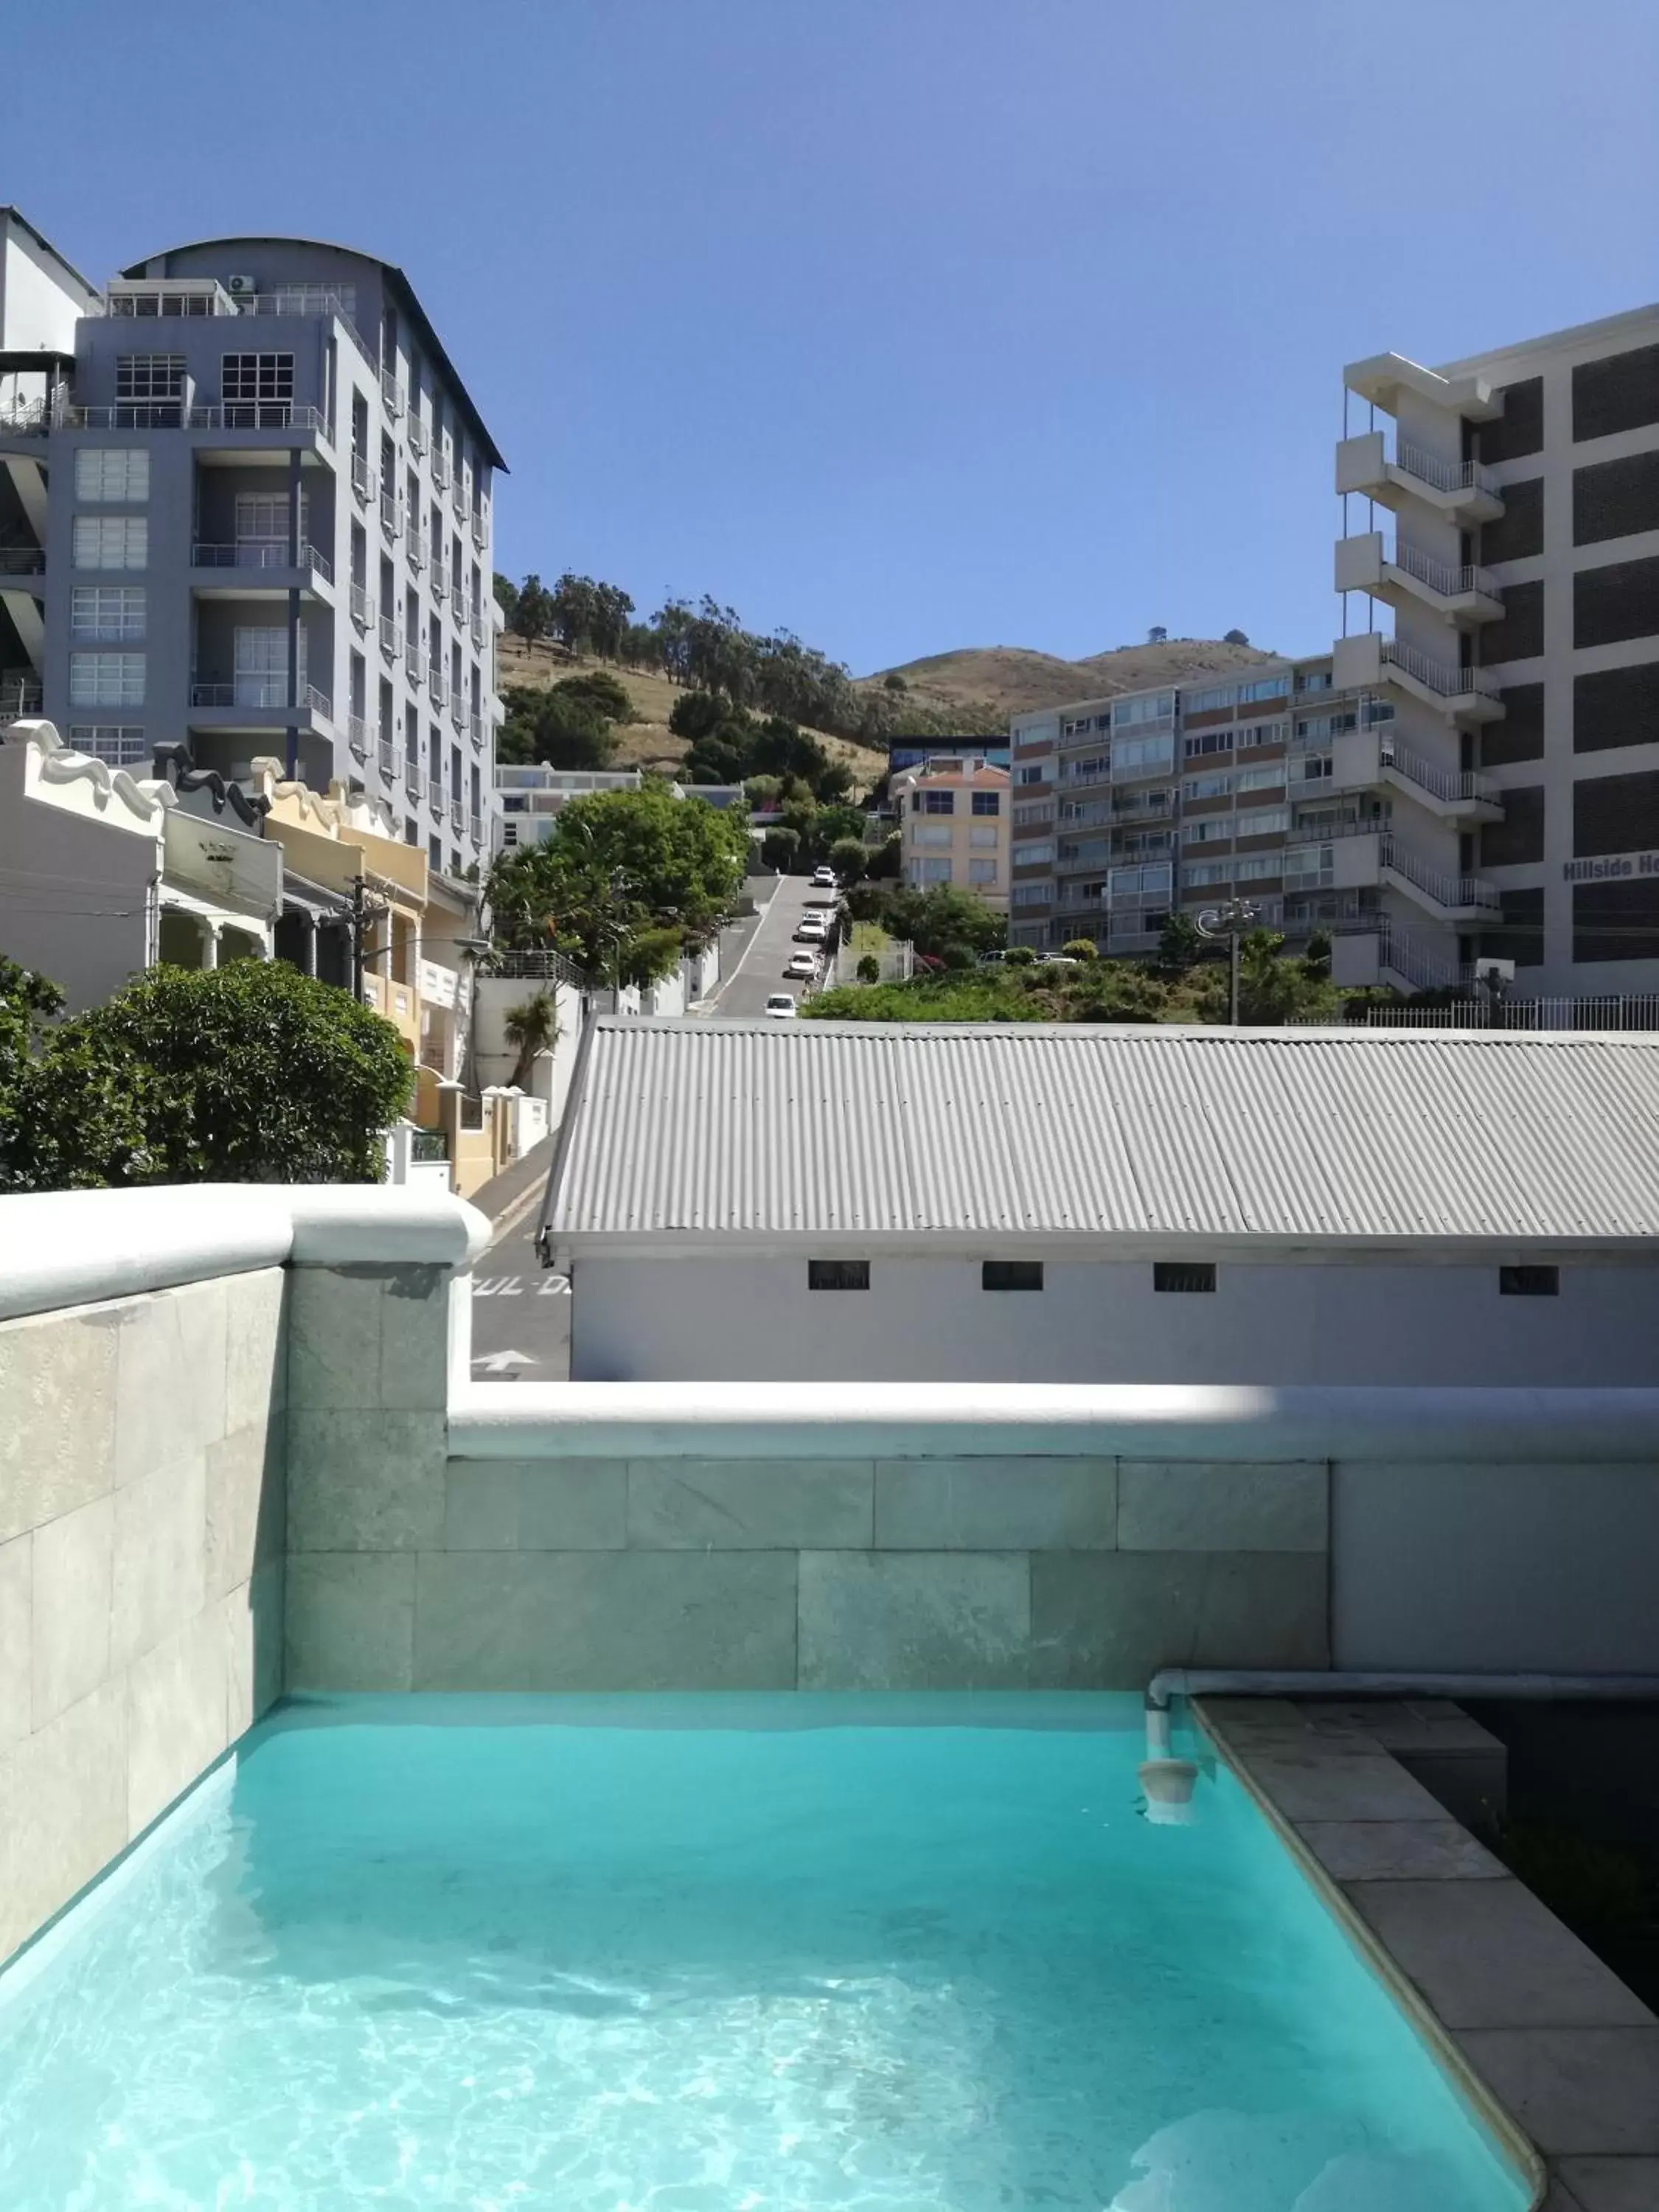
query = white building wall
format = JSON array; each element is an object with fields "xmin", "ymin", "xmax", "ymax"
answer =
[{"xmin": 568, "ymin": 1252, "xmax": 1659, "ymax": 1385}]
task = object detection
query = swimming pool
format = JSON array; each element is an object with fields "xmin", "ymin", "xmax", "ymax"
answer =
[{"xmin": 0, "ymin": 1694, "xmax": 1528, "ymax": 2211}]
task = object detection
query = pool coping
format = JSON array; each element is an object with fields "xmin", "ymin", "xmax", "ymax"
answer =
[{"xmin": 1194, "ymin": 1694, "xmax": 1659, "ymax": 2212}]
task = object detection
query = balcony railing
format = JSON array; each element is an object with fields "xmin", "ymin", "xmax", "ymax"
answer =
[
  {"xmin": 0, "ymin": 547, "xmax": 46, "ymax": 577},
  {"xmin": 469, "ymin": 614, "xmax": 485, "ymax": 650},
  {"xmin": 468, "ymin": 811, "xmax": 483, "ymax": 845},
  {"xmin": 0, "ymin": 399, "xmax": 53, "ymax": 436},
  {"xmin": 470, "ymin": 711, "xmax": 484, "ymax": 748},
  {"xmin": 408, "ymin": 417, "xmax": 428, "ymax": 456},
  {"xmin": 429, "ymin": 670, "xmax": 450, "ymax": 709},
  {"xmin": 0, "ymin": 676, "xmax": 43, "ymax": 723},
  {"xmin": 450, "ymin": 800, "xmax": 464, "ymax": 834},
  {"xmin": 449, "ymin": 689, "xmax": 467, "ymax": 729},
  {"xmin": 380, "ymin": 372, "xmax": 405, "ymax": 418},
  {"xmin": 431, "ymin": 567, "xmax": 448, "ymax": 602},
  {"xmin": 1379, "ymin": 833, "xmax": 1501, "ymax": 913},
  {"xmin": 1394, "ymin": 443, "xmax": 1500, "ymax": 502},
  {"xmin": 471, "ymin": 509, "xmax": 487, "ymax": 552},
  {"xmin": 428, "ymin": 782, "xmax": 445, "ymax": 818},
  {"xmin": 192, "ymin": 539, "xmax": 333, "ymax": 582},
  {"xmin": 431, "ymin": 448, "xmax": 452, "ymax": 490},
  {"xmin": 378, "ymin": 491, "xmax": 403, "ymax": 541},
  {"xmin": 349, "ymin": 452, "xmax": 375, "ymax": 504},
  {"xmin": 347, "ymin": 714, "xmax": 370, "ymax": 761},
  {"xmin": 1379, "ymin": 736, "xmax": 1500, "ymax": 807},
  {"xmin": 190, "ymin": 680, "xmax": 332, "ymax": 717},
  {"xmin": 183, "ymin": 402, "xmax": 333, "ymax": 440},
  {"xmin": 378, "ymin": 615, "xmax": 403, "ymax": 661},
  {"xmin": 378, "ymin": 737, "xmax": 395, "ymax": 778},
  {"xmin": 65, "ymin": 403, "xmax": 186, "ymax": 431},
  {"xmin": 408, "ymin": 533, "xmax": 425, "ymax": 572},
  {"xmin": 349, "ymin": 585, "xmax": 376, "ymax": 631},
  {"xmin": 1391, "ymin": 540, "xmax": 1500, "ymax": 604},
  {"xmin": 405, "ymin": 760, "xmax": 425, "ymax": 799},
  {"xmin": 407, "ymin": 647, "xmax": 429, "ymax": 686},
  {"xmin": 1380, "ymin": 637, "xmax": 1503, "ymax": 704}
]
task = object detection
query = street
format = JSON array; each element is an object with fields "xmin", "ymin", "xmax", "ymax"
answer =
[{"xmin": 698, "ymin": 873, "xmax": 833, "ymax": 1020}]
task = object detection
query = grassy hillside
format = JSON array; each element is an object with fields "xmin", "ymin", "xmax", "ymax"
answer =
[
  {"xmin": 860, "ymin": 637, "xmax": 1279, "ymax": 731},
  {"xmin": 497, "ymin": 634, "xmax": 886, "ymax": 785}
]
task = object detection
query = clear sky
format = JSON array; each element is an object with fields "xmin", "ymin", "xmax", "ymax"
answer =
[{"xmin": 10, "ymin": 0, "xmax": 1658, "ymax": 675}]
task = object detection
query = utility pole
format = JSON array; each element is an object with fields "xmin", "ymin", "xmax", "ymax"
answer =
[
  {"xmin": 349, "ymin": 874, "xmax": 372, "ymax": 1001},
  {"xmin": 1196, "ymin": 897, "xmax": 1261, "ymax": 1027}
]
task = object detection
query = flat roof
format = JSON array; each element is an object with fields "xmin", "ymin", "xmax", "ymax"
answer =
[{"xmin": 546, "ymin": 1018, "xmax": 1659, "ymax": 1255}]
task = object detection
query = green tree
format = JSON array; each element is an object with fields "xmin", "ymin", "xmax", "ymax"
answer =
[
  {"xmin": 487, "ymin": 785, "xmax": 749, "ymax": 983},
  {"xmin": 830, "ymin": 837, "xmax": 868, "ymax": 885},
  {"xmin": 503, "ymin": 989, "xmax": 559, "ymax": 1090},
  {"xmin": 553, "ymin": 669, "xmax": 633, "ymax": 724},
  {"xmin": 1062, "ymin": 939, "xmax": 1099, "ymax": 962},
  {"xmin": 856, "ymin": 954, "xmax": 881, "ymax": 984},
  {"xmin": 0, "ymin": 961, "xmax": 412, "ymax": 1191},
  {"xmin": 496, "ymin": 683, "xmax": 618, "ymax": 771},
  {"xmin": 508, "ymin": 573, "xmax": 554, "ymax": 646},
  {"xmin": 493, "ymin": 573, "xmax": 520, "ymax": 630},
  {"xmin": 1158, "ymin": 910, "xmax": 1207, "ymax": 972},
  {"xmin": 873, "ymin": 883, "xmax": 1006, "ymax": 960},
  {"xmin": 761, "ymin": 827, "xmax": 801, "ymax": 873}
]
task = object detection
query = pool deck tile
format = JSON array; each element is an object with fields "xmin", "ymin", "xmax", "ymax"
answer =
[
  {"xmin": 1343, "ymin": 1879, "xmax": 1658, "ymax": 2031},
  {"xmin": 1554, "ymin": 2155, "xmax": 1659, "ymax": 2210},
  {"xmin": 1452, "ymin": 2028, "xmax": 1659, "ymax": 2157},
  {"xmin": 1295, "ymin": 1818, "xmax": 1508, "ymax": 1882},
  {"xmin": 1239, "ymin": 1747, "xmax": 1448, "ymax": 1822}
]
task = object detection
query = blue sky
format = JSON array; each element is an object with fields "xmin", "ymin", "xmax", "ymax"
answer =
[{"xmin": 10, "ymin": 0, "xmax": 1658, "ymax": 675}]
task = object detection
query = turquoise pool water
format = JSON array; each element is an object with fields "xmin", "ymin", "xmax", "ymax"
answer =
[{"xmin": 0, "ymin": 1694, "xmax": 1527, "ymax": 2211}]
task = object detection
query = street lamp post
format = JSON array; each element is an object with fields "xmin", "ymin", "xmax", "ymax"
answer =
[{"xmin": 1195, "ymin": 897, "xmax": 1261, "ymax": 1027}]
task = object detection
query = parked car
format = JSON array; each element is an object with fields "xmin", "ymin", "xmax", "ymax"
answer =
[
  {"xmin": 795, "ymin": 919, "xmax": 828, "ymax": 942},
  {"xmin": 810, "ymin": 867, "xmax": 838, "ymax": 888},
  {"xmin": 764, "ymin": 992, "xmax": 799, "ymax": 1018},
  {"xmin": 785, "ymin": 951, "xmax": 818, "ymax": 979}
]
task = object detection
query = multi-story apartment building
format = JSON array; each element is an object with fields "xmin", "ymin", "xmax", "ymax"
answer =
[
  {"xmin": 1334, "ymin": 305, "xmax": 1659, "ymax": 996},
  {"xmin": 0, "ymin": 223, "xmax": 506, "ymax": 881},
  {"xmin": 495, "ymin": 765, "xmax": 748, "ymax": 853},
  {"xmin": 894, "ymin": 754, "xmax": 1009, "ymax": 909}
]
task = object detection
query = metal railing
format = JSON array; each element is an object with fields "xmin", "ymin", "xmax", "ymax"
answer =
[
  {"xmin": 0, "ymin": 547, "xmax": 45, "ymax": 575},
  {"xmin": 380, "ymin": 372, "xmax": 405, "ymax": 418},
  {"xmin": 449, "ymin": 799, "xmax": 463, "ymax": 833},
  {"xmin": 407, "ymin": 533, "xmax": 425, "ymax": 571},
  {"xmin": 1378, "ymin": 833, "xmax": 1501, "ymax": 913},
  {"xmin": 429, "ymin": 670, "xmax": 450, "ymax": 709},
  {"xmin": 1393, "ymin": 443, "xmax": 1501, "ymax": 501},
  {"xmin": 449, "ymin": 689, "xmax": 467, "ymax": 729},
  {"xmin": 0, "ymin": 676, "xmax": 43, "ymax": 723},
  {"xmin": 1380, "ymin": 637, "xmax": 1503, "ymax": 704},
  {"xmin": 407, "ymin": 647, "xmax": 429, "ymax": 686},
  {"xmin": 184, "ymin": 401, "xmax": 333, "ymax": 439},
  {"xmin": 1391, "ymin": 540, "xmax": 1501, "ymax": 605},
  {"xmin": 378, "ymin": 615, "xmax": 403, "ymax": 660},
  {"xmin": 431, "ymin": 448, "xmax": 452, "ymax": 490},
  {"xmin": 405, "ymin": 760, "xmax": 425, "ymax": 799},
  {"xmin": 408, "ymin": 416, "xmax": 428, "ymax": 456},
  {"xmin": 349, "ymin": 452, "xmax": 375, "ymax": 504},
  {"xmin": 378, "ymin": 737, "xmax": 395, "ymax": 778},
  {"xmin": 431, "ymin": 566, "xmax": 448, "ymax": 602},
  {"xmin": 470, "ymin": 614, "xmax": 485, "ymax": 650},
  {"xmin": 1310, "ymin": 994, "xmax": 1659, "ymax": 1032},
  {"xmin": 65, "ymin": 403, "xmax": 185, "ymax": 430},
  {"xmin": 191, "ymin": 539, "xmax": 333, "ymax": 582},
  {"xmin": 349, "ymin": 585, "xmax": 376, "ymax": 631},
  {"xmin": 1112, "ymin": 792, "xmax": 1174, "ymax": 818},
  {"xmin": 470, "ymin": 711, "xmax": 484, "ymax": 747},
  {"xmin": 1378, "ymin": 735, "xmax": 1500, "ymax": 807},
  {"xmin": 0, "ymin": 400, "xmax": 54, "ymax": 435},
  {"xmin": 428, "ymin": 782, "xmax": 445, "ymax": 818},
  {"xmin": 189, "ymin": 680, "xmax": 332, "ymax": 717},
  {"xmin": 468, "ymin": 811, "xmax": 483, "ymax": 845},
  {"xmin": 379, "ymin": 490, "xmax": 403, "ymax": 540},
  {"xmin": 347, "ymin": 714, "xmax": 370, "ymax": 761},
  {"xmin": 471, "ymin": 509, "xmax": 487, "ymax": 551}
]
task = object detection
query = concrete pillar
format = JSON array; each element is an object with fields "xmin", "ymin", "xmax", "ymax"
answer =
[
  {"xmin": 302, "ymin": 911, "xmax": 318, "ymax": 978},
  {"xmin": 201, "ymin": 919, "xmax": 221, "ymax": 971}
]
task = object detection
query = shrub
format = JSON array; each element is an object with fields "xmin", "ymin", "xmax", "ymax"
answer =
[
  {"xmin": 939, "ymin": 943, "xmax": 975, "ymax": 970},
  {"xmin": 856, "ymin": 955, "xmax": 880, "ymax": 984},
  {"xmin": 1004, "ymin": 947, "xmax": 1036, "ymax": 966},
  {"xmin": 1061, "ymin": 939, "xmax": 1099, "ymax": 962}
]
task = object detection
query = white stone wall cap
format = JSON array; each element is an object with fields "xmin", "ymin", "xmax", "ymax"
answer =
[
  {"xmin": 449, "ymin": 1380, "xmax": 1659, "ymax": 1463},
  {"xmin": 288, "ymin": 1186, "xmax": 490, "ymax": 1267},
  {"xmin": 0, "ymin": 1183, "xmax": 490, "ymax": 1321}
]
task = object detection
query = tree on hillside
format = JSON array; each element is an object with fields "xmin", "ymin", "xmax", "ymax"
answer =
[
  {"xmin": 495, "ymin": 683, "xmax": 617, "ymax": 771},
  {"xmin": 1223, "ymin": 628, "xmax": 1251, "ymax": 646},
  {"xmin": 872, "ymin": 883, "xmax": 1006, "ymax": 960},
  {"xmin": 486, "ymin": 785, "xmax": 750, "ymax": 982},
  {"xmin": 0, "ymin": 960, "xmax": 412, "ymax": 1191},
  {"xmin": 1147, "ymin": 625, "xmax": 1169, "ymax": 644},
  {"xmin": 508, "ymin": 573, "xmax": 555, "ymax": 646},
  {"xmin": 493, "ymin": 574, "xmax": 520, "ymax": 630}
]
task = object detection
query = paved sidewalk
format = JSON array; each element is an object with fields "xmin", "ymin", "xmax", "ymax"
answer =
[{"xmin": 467, "ymin": 1132, "xmax": 556, "ymax": 1228}]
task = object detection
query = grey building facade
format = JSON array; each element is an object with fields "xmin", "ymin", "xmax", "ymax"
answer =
[{"xmin": 0, "ymin": 228, "xmax": 506, "ymax": 880}]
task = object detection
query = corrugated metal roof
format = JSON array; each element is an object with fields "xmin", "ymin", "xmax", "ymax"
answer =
[{"xmin": 546, "ymin": 1019, "xmax": 1659, "ymax": 1249}]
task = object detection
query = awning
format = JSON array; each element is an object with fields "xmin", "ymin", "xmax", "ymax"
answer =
[{"xmin": 281, "ymin": 872, "xmax": 351, "ymax": 922}]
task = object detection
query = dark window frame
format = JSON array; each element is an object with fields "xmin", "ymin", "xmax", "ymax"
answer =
[
  {"xmin": 1499, "ymin": 1265, "xmax": 1559, "ymax": 1297},
  {"xmin": 808, "ymin": 1259, "xmax": 870, "ymax": 1291},
  {"xmin": 982, "ymin": 1259, "xmax": 1043, "ymax": 1292},
  {"xmin": 1154, "ymin": 1261, "xmax": 1217, "ymax": 1294}
]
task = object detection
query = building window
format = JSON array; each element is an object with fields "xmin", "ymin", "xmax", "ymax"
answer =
[
  {"xmin": 969, "ymin": 858, "xmax": 999, "ymax": 886},
  {"xmin": 1239, "ymin": 675, "xmax": 1291, "ymax": 703},
  {"xmin": 1283, "ymin": 844, "xmax": 1335, "ymax": 891},
  {"xmin": 968, "ymin": 825, "xmax": 999, "ymax": 850},
  {"xmin": 1236, "ymin": 762, "xmax": 1287, "ymax": 793},
  {"xmin": 69, "ymin": 653, "xmax": 145, "ymax": 707},
  {"xmin": 1236, "ymin": 806, "xmax": 1289, "ymax": 837},
  {"xmin": 74, "ymin": 448, "xmax": 150, "ymax": 503},
  {"xmin": 1012, "ymin": 841, "xmax": 1054, "ymax": 866},
  {"xmin": 1183, "ymin": 861, "xmax": 1233, "ymax": 890},
  {"xmin": 1011, "ymin": 883, "xmax": 1048, "ymax": 908},
  {"xmin": 428, "ymin": 835, "xmax": 442, "ymax": 870},
  {"xmin": 1234, "ymin": 855, "xmax": 1281, "ymax": 882},
  {"xmin": 72, "ymin": 515, "xmax": 147, "ymax": 570},
  {"xmin": 1185, "ymin": 684, "xmax": 1237, "ymax": 713},
  {"xmin": 808, "ymin": 1259, "xmax": 869, "ymax": 1290},
  {"xmin": 1184, "ymin": 772, "xmax": 1233, "ymax": 801},
  {"xmin": 1183, "ymin": 817, "xmax": 1233, "ymax": 846},
  {"xmin": 1113, "ymin": 733, "xmax": 1175, "ymax": 775},
  {"xmin": 1500, "ymin": 1265, "xmax": 1559, "ymax": 1297},
  {"xmin": 1016, "ymin": 764, "xmax": 1046, "ymax": 786},
  {"xmin": 1113, "ymin": 692, "xmax": 1174, "ymax": 728},
  {"xmin": 114, "ymin": 354, "xmax": 185, "ymax": 425},
  {"xmin": 924, "ymin": 788, "xmax": 955, "ymax": 814},
  {"xmin": 1154, "ymin": 1262, "xmax": 1216, "ymax": 1293},
  {"xmin": 983, "ymin": 1260, "xmax": 1043, "ymax": 1292},
  {"xmin": 921, "ymin": 858, "xmax": 953, "ymax": 883},
  {"xmin": 236, "ymin": 492, "xmax": 306, "ymax": 547},
  {"xmin": 70, "ymin": 586, "xmax": 145, "ymax": 641},
  {"xmin": 221, "ymin": 352, "xmax": 295, "ymax": 425},
  {"xmin": 67, "ymin": 725, "xmax": 146, "ymax": 765},
  {"xmin": 971, "ymin": 789, "xmax": 1001, "ymax": 816},
  {"xmin": 1237, "ymin": 719, "xmax": 1290, "ymax": 750}
]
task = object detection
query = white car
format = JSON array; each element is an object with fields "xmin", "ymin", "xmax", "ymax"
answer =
[
  {"xmin": 785, "ymin": 951, "xmax": 818, "ymax": 979},
  {"xmin": 795, "ymin": 917, "xmax": 827, "ymax": 942},
  {"xmin": 764, "ymin": 992, "xmax": 799, "ymax": 1018},
  {"xmin": 810, "ymin": 867, "xmax": 838, "ymax": 888}
]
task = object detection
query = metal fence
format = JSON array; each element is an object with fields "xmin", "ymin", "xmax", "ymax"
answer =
[
  {"xmin": 1297, "ymin": 997, "xmax": 1659, "ymax": 1033},
  {"xmin": 832, "ymin": 938, "xmax": 915, "ymax": 987}
]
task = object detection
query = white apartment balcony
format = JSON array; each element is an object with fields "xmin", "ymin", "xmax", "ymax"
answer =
[
  {"xmin": 378, "ymin": 737, "xmax": 395, "ymax": 779},
  {"xmin": 379, "ymin": 490, "xmax": 403, "ymax": 542},
  {"xmin": 431, "ymin": 567, "xmax": 449, "ymax": 603},
  {"xmin": 408, "ymin": 532, "xmax": 425, "ymax": 573},
  {"xmin": 187, "ymin": 680, "xmax": 332, "ymax": 737},
  {"xmin": 347, "ymin": 714, "xmax": 370, "ymax": 762},
  {"xmin": 1333, "ymin": 630, "xmax": 1505, "ymax": 728},
  {"xmin": 349, "ymin": 585, "xmax": 376, "ymax": 633},
  {"xmin": 450, "ymin": 799, "xmax": 464, "ymax": 835},
  {"xmin": 380, "ymin": 372, "xmax": 405, "ymax": 419},
  {"xmin": 1290, "ymin": 822, "xmax": 1500, "ymax": 922},
  {"xmin": 469, "ymin": 810, "xmax": 483, "ymax": 845},
  {"xmin": 431, "ymin": 448, "xmax": 452, "ymax": 492},
  {"xmin": 470, "ymin": 614, "xmax": 485, "ymax": 650},
  {"xmin": 379, "ymin": 615, "xmax": 403, "ymax": 661},
  {"xmin": 406, "ymin": 759, "xmax": 425, "ymax": 799},
  {"xmin": 1328, "ymin": 726, "xmax": 1503, "ymax": 823},
  {"xmin": 1335, "ymin": 431, "xmax": 1504, "ymax": 524},
  {"xmin": 448, "ymin": 690, "xmax": 466, "ymax": 731},
  {"xmin": 428, "ymin": 781, "xmax": 445, "ymax": 819},
  {"xmin": 471, "ymin": 509, "xmax": 487, "ymax": 553},
  {"xmin": 430, "ymin": 668, "xmax": 450, "ymax": 710},
  {"xmin": 470, "ymin": 712, "xmax": 484, "ymax": 748},
  {"xmin": 189, "ymin": 540, "xmax": 333, "ymax": 597},
  {"xmin": 1344, "ymin": 351, "xmax": 1504, "ymax": 422},
  {"xmin": 349, "ymin": 453, "xmax": 375, "ymax": 506},
  {"xmin": 1334, "ymin": 532, "xmax": 1503, "ymax": 626},
  {"xmin": 408, "ymin": 416, "xmax": 428, "ymax": 457},
  {"xmin": 408, "ymin": 646, "xmax": 429, "ymax": 686}
]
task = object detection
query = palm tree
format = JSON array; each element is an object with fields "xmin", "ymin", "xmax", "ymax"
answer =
[{"xmin": 503, "ymin": 989, "xmax": 558, "ymax": 1091}]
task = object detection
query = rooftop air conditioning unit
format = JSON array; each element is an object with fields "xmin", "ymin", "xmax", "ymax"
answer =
[{"xmin": 226, "ymin": 274, "xmax": 256, "ymax": 299}]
